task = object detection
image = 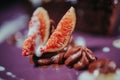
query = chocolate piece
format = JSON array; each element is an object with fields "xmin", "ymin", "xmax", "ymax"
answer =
[
  {"xmin": 51, "ymin": 52, "xmax": 65, "ymax": 64},
  {"xmin": 84, "ymin": 47, "xmax": 97, "ymax": 62},
  {"xmin": 64, "ymin": 46, "xmax": 96, "ymax": 69},
  {"xmin": 64, "ymin": 46, "xmax": 81, "ymax": 58},
  {"xmin": 32, "ymin": 52, "xmax": 65, "ymax": 66},
  {"xmin": 89, "ymin": 58, "xmax": 117, "ymax": 74},
  {"xmin": 73, "ymin": 52, "xmax": 89, "ymax": 70},
  {"xmin": 65, "ymin": 47, "xmax": 82, "ymax": 67}
]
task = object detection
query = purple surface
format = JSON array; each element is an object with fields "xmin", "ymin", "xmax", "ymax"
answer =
[
  {"xmin": 0, "ymin": 1, "xmax": 120, "ymax": 80},
  {"xmin": 0, "ymin": 33, "xmax": 120, "ymax": 80}
]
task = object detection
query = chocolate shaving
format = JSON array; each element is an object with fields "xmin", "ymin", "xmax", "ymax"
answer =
[{"xmin": 73, "ymin": 51, "xmax": 89, "ymax": 70}]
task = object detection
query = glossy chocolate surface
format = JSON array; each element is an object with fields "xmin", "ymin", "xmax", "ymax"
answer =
[{"xmin": 64, "ymin": 46, "xmax": 96, "ymax": 70}]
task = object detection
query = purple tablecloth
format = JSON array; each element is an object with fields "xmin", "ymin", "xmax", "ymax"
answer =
[
  {"xmin": 0, "ymin": 32, "xmax": 120, "ymax": 80},
  {"xmin": 0, "ymin": 1, "xmax": 120, "ymax": 80}
]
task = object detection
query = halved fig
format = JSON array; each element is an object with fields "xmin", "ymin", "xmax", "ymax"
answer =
[
  {"xmin": 22, "ymin": 7, "xmax": 50, "ymax": 56},
  {"xmin": 42, "ymin": 7, "xmax": 76, "ymax": 53},
  {"xmin": 33, "ymin": 7, "xmax": 50, "ymax": 45}
]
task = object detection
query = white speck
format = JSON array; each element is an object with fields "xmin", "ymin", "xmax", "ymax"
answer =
[
  {"xmin": 6, "ymin": 72, "xmax": 12, "ymax": 76},
  {"xmin": 71, "ymin": 50, "xmax": 81, "ymax": 59},
  {"xmin": 6, "ymin": 72, "xmax": 17, "ymax": 78},
  {"xmin": 63, "ymin": 47, "xmax": 68, "ymax": 51},
  {"xmin": 11, "ymin": 75, "xmax": 16, "ymax": 78},
  {"xmin": 20, "ymin": 79, "xmax": 24, "ymax": 80},
  {"xmin": 15, "ymin": 32, "xmax": 24, "ymax": 48},
  {"xmin": 113, "ymin": 39, "xmax": 120, "ymax": 48},
  {"xmin": 16, "ymin": 37, "xmax": 25, "ymax": 48},
  {"xmin": 75, "ymin": 37, "xmax": 86, "ymax": 46},
  {"xmin": 114, "ymin": 0, "xmax": 118, "ymax": 4},
  {"xmin": 109, "ymin": 61, "xmax": 116, "ymax": 69},
  {"xmin": 65, "ymin": 0, "xmax": 77, "ymax": 4},
  {"xmin": 52, "ymin": 55, "xmax": 59, "ymax": 61},
  {"xmin": 0, "ymin": 77, "xmax": 4, "ymax": 80},
  {"xmin": 0, "ymin": 66, "xmax": 5, "ymax": 71},
  {"xmin": 29, "ymin": 0, "xmax": 42, "ymax": 7},
  {"xmin": 55, "ymin": 68, "xmax": 60, "ymax": 71},
  {"xmin": 35, "ymin": 45, "xmax": 43, "ymax": 57},
  {"xmin": 93, "ymin": 69, "xmax": 99, "ymax": 77},
  {"xmin": 78, "ymin": 71, "xmax": 95, "ymax": 80},
  {"xmin": 115, "ymin": 69, "xmax": 120, "ymax": 80},
  {"xmin": 77, "ymin": 62, "xmax": 83, "ymax": 66},
  {"xmin": 116, "ymin": 69, "xmax": 120, "ymax": 75},
  {"xmin": 102, "ymin": 47, "xmax": 110, "ymax": 52}
]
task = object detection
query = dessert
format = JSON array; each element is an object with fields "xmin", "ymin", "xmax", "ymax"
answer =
[
  {"xmin": 78, "ymin": 58, "xmax": 120, "ymax": 80},
  {"xmin": 22, "ymin": 6, "xmax": 97, "ymax": 70},
  {"xmin": 31, "ymin": 45, "xmax": 97, "ymax": 70}
]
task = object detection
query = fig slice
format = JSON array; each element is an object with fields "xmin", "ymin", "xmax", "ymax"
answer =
[
  {"xmin": 22, "ymin": 7, "xmax": 50, "ymax": 56},
  {"xmin": 33, "ymin": 7, "xmax": 50, "ymax": 45},
  {"xmin": 42, "ymin": 7, "xmax": 76, "ymax": 53}
]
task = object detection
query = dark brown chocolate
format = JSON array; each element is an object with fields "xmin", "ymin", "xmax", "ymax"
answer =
[
  {"xmin": 31, "ymin": 46, "xmax": 97, "ymax": 70},
  {"xmin": 64, "ymin": 46, "xmax": 96, "ymax": 70},
  {"xmin": 73, "ymin": 52, "xmax": 89, "ymax": 70},
  {"xmin": 51, "ymin": 52, "xmax": 65, "ymax": 64},
  {"xmin": 64, "ymin": 46, "xmax": 81, "ymax": 58},
  {"xmin": 89, "ymin": 58, "xmax": 117, "ymax": 74},
  {"xmin": 64, "ymin": 47, "xmax": 82, "ymax": 67},
  {"xmin": 32, "ymin": 52, "xmax": 65, "ymax": 66}
]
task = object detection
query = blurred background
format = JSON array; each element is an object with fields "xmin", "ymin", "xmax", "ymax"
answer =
[{"xmin": 0, "ymin": 0, "xmax": 120, "ymax": 80}]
